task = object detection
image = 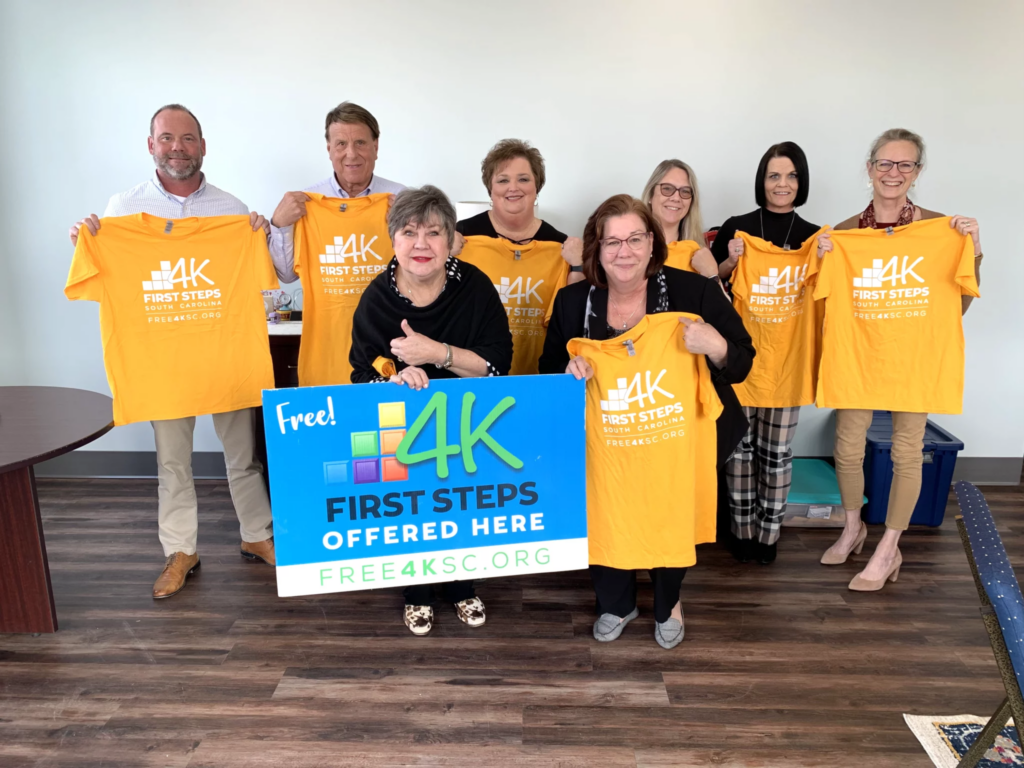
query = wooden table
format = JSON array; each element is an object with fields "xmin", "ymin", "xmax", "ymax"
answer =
[{"xmin": 0, "ymin": 386, "xmax": 113, "ymax": 633}]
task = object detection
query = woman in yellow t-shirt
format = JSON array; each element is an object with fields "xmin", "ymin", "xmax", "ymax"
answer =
[
  {"xmin": 713, "ymin": 142, "xmax": 821, "ymax": 566},
  {"xmin": 640, "ymin": 159, "xmax": 719, "ymax": 279},
  {"xmin": 816, "ymin": 128, "xmax": 983, "ymax": 592}
]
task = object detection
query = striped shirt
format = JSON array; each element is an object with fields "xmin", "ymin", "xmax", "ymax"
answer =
[
  {"xmin": 104, "ymin": 173, "xmax": 250, "ymax": 218},
  {"xmin": 269, "ymin": 173, "xmax": 405, "ymax": 283}
]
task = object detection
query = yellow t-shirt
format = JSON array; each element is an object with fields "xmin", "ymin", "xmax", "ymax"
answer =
[
  {"xmin": 664, "ymin": 240, "xmax": 701, "ymax": 273},
  {"xmin": 65, "ymin": 213, "xmax": 278, "ymax": 426},
  {"xmin": 812, "ymin": 217, "xmax": 979, "ymax": 414},
  {"xmin": 730, "ymin": 230, "xmax": 824, "ymax": 408},
  {"xmin": 458, "ymin": 235, "xmax": 568, "ymax": 375},
  {"xmin": 294, "ymin": 192, "xmax": 394, "ymax": 386},
  {"xmin": 567, "ymin": 313, "xmax": 723, "ymax": 570}
]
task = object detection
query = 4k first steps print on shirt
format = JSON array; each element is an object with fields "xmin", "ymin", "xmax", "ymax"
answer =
[
  {"xmin": 458, "ymin": 235, "xmax": 569, "ymax": 375},
  {"xmin": 567, "ymin": 313, "xmax": 723, "ymax": 570},
  {"xmin": 65, "ymin": 213, "xmax": 278, "ymax": 426},
  {"xmin": 730, "ymin": 230, "xmax": 825, "ymax": 408},
  {"xmin": 811, "ymin": 217, "xmax": 979, "ymax": 414},
  {"xmin": 294, "ymin": 192, "xmax": 394, "ymax": 386},
  {"xmin": 664, "ymin": 240, "xmax": 701, "ymax": 273}
]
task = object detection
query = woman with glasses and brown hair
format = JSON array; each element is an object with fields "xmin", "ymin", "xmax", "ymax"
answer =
[
  {"xmin": 713, "ymin": 142, "xmax": 822, "ymax": 566},
  {"xmin": 641, "ymin": 160, "xmax": 719, "ymax": 279},
  {"xmin": 538, "ymin": 194, "xmax": 754, "ymax": 647},
  {"xmin": 815, "ymin": 128, "xmax": 982, "ymax": 592}
]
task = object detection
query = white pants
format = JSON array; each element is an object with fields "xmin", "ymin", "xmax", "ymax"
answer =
[{"xmin": 151, "ymin": 409, "xmax": 273, "ymax": 557}]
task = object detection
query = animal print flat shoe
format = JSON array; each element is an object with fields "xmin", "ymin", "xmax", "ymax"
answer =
[
  {"xmin": 404, "ymin": 605, "xmax": 434, "ymax": 636},
  {"xmin": 454, "ymin": 597, "xmax": 486, "ymax": 627}
]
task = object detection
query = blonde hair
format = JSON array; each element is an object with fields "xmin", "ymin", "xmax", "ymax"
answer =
[
  {"xmin": 641, "ymin": 159, "xmax": 705, "ymax": 243},
  {"xmin": 868, "ymin": 128, "xmax": 926, "ymax": 168}
]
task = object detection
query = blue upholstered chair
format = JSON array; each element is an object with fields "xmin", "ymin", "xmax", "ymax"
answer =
[{"xmin": 954, "ymin": 480, "xmax": 1024, "ymax": 767}]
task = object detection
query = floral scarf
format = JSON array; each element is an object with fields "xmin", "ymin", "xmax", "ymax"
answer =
[{"xmin": 859, "ymin": 198, "xmax": 915, "ymax": 230}]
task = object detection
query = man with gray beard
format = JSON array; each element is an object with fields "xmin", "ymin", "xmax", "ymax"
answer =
[{"xmin": 69, "ymin": 104, "xmax": 277, "ymax": 599}]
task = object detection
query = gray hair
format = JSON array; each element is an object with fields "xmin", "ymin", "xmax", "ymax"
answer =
[
  {"xmin": 150, "ymin": 104, "xmax": 202, "ymax": 139},
  {"xmin": 869, "ymin": 127, "xmax": 926, "ymax": 168},
  {"xmin": 387, "ymin": 185, "xmax": 457, "ymax": 249},
  {"xmin": 640, "ymin": 159, "xmax": 705, "ymax": 243}
]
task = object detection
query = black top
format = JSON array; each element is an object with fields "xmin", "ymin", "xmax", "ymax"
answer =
[
  {"xmin": 349, "ymin": 257, "xmax": 514, "ymax": 383},
  {"xmin": 456, "ymin": 211, "xmax": 569, "ymax": 244},
  {"xmin": 538, "ymin": 267, "xmax": 755, "ymax": 467},
  {"xmin": 711, "ymin": 208, "xmax": 820, "ymax": 265}
]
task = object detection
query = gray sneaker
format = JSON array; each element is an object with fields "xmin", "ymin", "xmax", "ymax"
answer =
[
  {"xmin": 655, "ymin": 611, "xmax": 685, "ymax": 649},
  {"xmin": 593, "ymin": 607, "xmax": 639, "ymax": 642}
]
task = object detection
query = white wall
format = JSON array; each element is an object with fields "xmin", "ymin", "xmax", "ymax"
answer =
[{"xmin": 1, "ymin": 0, "xmax": 1021, "ymax": 460}]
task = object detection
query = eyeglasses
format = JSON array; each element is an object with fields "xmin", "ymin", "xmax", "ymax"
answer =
[
  {"xmin": 873, "ymin": 159, "xmax": 920, "ymax": 174},
  {"xmin": 600, "ymin": 231, "xmax": 651, "ymax": 252},
  {"xmin": 658, "ymin": 183, "xmax": 693, "ymax": 200}
]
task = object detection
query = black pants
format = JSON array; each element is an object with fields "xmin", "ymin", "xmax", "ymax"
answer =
[
  {"xmin": 590, "ymin": 565, "xmax": 686, "ymax": 623},
  {"xmin": 404, "ymin": 580, "xmax": 475, "ymax": 606}
]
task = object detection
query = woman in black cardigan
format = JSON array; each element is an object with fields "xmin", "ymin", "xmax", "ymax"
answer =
[
  {"xmin": 350, "ymin": 185, "xmax": 513, "ymax": 636},
  {"xmin": 538, "ymin": 194, "xmax": 754, "ymax": 471}
]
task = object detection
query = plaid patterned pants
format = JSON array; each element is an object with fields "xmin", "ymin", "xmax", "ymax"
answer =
[{"xmin": 726, "ymin": 406, "xmax": 801, "ymax": 545}]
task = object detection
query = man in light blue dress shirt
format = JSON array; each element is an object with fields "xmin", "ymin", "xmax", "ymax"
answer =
[
  {"xmin": 69, "ymin": 105, "xmax": 277, "ymax": 599},
  {"xmin": 268, "ymin": 102, "xmax": 405, "ymax": 282}
]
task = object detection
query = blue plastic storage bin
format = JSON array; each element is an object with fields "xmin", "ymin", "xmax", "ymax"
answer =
[{"xmin": 863, "ymin": 411, "xmax": 964, "ymax": 527}]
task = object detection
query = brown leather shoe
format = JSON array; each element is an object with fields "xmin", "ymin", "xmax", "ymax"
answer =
[
  {"xmin": 241, "ymin": 538, "xmax": 275, "ymax": 566},
  {"xmin": 152, "ymin": 552, "xmax": 200, "ymax": 599}
]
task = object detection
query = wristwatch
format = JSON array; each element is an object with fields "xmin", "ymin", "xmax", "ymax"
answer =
[
  {"xmin": 435, "ymin": 342, "xmax": 453, "ymax": 370},
  {"xmin": 569, "ymin": 264, "xmax": 584, "ymax": 273}
]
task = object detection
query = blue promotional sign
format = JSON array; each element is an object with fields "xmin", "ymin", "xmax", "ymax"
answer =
[{"xmin": 262, "ymin": 375, "xmax": 587, "ymax": 596}]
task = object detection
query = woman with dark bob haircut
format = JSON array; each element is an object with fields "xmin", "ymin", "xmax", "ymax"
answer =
[
  {"xmin": 538, "ymin": 194, "xmax": 754, "ymax": 647},
  {"xmin": 710, "ymin": 142, "xmax": 821, "ymax": 566}
]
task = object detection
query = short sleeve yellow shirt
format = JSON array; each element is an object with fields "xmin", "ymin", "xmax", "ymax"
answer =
[
  {"xmin": 812, "ymin": 218, "xmax": 979, "ymax": 414},
  {"xmin": 65, "ymin": 213, "xmax": 278, "ymax": 426},
  {"xmin": 664, "ymin": 240, "xmax": 701, "ymax": 273},
  {"xmin": 294, "ymin": 192, "xmax": 394, "ymax": 386},
  {"xmin": 730, "ymin": 230, "xmax": 824, "ymax": 408},
  {"xmin": 457, "ymin": 235, "xmax": 569, "ymax": 375},
  {"xmin": 567, "ymin": 313, "xmax": 722, "ymax": 570}
]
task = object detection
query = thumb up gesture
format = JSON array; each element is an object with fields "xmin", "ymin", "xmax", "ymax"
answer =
[
  {"xmin": 679, "ymin": 316, "xmax": 728, "ymax": 367},
  {"xmin": 390, "ymin": 319, "xmax": 447, "ymax": 367}
]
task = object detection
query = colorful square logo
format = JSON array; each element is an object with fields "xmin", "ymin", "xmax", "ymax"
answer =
[
  {"xmin": 327, "ymin": 402, "xmax": 408, "ymax": 486},
  {"xmin": 381, "ymin": 456, "xmax": 408, "ymax": 482},
  {"xmin": 323, "ymin": 461, "xmax": 348, "ymax": 484},
  {"xmin": 351, "ymin": 431, "xmax": 378, "ymax": 457},
  {"xmin": 378, "ymin": 402, "xmax": 406, "ymax": 429},
  {"xmin": 353, "ymin": 459, "xmax": 380, "ymax": 484}
]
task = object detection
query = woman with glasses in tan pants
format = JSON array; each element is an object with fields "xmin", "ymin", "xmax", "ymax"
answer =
[{"xmin": 816, "ymin": 128, "xmax": 983, "ymax": 591}]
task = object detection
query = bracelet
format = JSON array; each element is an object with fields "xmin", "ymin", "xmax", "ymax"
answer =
[
  {"xmin": 569, "ymin": 264, "xmax": 584, "ymax": 273},
  {"xmin": 435, "ymin": 342, "xmax": 453, "ymax": 370},
  {"xmin": 974, "ymin": 252, "xmax": 984, "ymax": 259}
]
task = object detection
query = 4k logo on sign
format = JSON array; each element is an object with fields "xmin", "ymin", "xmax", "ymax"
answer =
[
  {"xmin": 142, "ymin": 258, "xmax": 214, "ymax": 291},
  {"xmin": 319, "ymin": 234, "xmax": 382, "ymax": 265},
  {"xmin": 600, "ymin": 370, "xmax": 674, "ymax": 412},
  {"xmin": 495, "ymin": 276, "xmax": 544, "ymax": 305},
  {"xmin": 751, "ymin": 264, "xmax": 808, "ymax": 295},
  {"xmin": 853, "ymin": 256, "xmax": 925, "ymax": 288}
]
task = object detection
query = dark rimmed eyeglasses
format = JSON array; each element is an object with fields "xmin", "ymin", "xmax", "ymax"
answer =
[
  {"xmin": 657, "ymin": 183, "xmax": 694, "ymax": 200},
  {"xmin": 873, "ymin": 159, "xmax": 921, "ymax": 174},
  {"xmin": 600, "ymin": 232, "xmax": 651, "ymax": 252}
]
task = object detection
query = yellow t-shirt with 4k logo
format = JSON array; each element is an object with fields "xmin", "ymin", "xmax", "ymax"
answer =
[
  {"xmin": 664, "ymin": 240, "xmax": 701, "ymax": 273},
  {"xmin": 65, "ymin": 213, "xmax": 278, "ymax": 426},
  {"xmin": 730, "ymin": 230, "xmax": 824, "ymax": 408},
  {"xmin": 458, "ymin": 235, "xmax": 568, "ymax": 375},
  {"xmin": 567, "ymin": 313, "xmax": 722, "ymax": 570},
  {"xmin": 811, "ymin": 217, "xmax": 979, "ymax": 414},
  {"xmin": 294, "ymin": 192, "xmax": 394, "ymax": 386}
]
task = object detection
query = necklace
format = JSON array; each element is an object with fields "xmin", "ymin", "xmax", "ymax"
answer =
[
  {"xmin": 608, "ymin": 290, "xmax": 646, "ymax": 330},
  {"xmin": 761, "ymin": 208, "xmax": 797, "ymax": 251}
]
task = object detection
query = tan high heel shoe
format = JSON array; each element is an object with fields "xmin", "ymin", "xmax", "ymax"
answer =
[
  {"xmin": 848, "ymin": 550, "xmax": 902, "ymax": 592},
  {"xmin": 820, "ymin": 521, "xmax": 867, "ymax": 565}
]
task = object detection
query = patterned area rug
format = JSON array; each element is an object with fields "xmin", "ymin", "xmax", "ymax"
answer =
[{"xmin": 904, "ymin": 714, "xmax": 1023, "ymax": 766}]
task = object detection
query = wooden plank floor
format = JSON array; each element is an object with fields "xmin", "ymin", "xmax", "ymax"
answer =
[{"xmin": 0, "ymin": 477, "xmax": 1020, "ymax": 767}]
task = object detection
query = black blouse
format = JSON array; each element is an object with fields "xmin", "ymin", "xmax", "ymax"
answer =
[
  {"xmin": 712, "ymin": 208, "xmax": 820, "ymax": 264},
  {"xmin": 349, "ymin": 257, "xmax": 514, "ymax": 383},
  {"xmin": 539, "ymin": 267, "xmax": 755, "ymax": 467},
  {"xmin": 456, "ymin": 211, "xmax": 569, "ymax": 244}
]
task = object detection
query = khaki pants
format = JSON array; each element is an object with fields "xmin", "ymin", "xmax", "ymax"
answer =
[
  {"xmin": 151, "ymin": 408, "xmax": 273, "ymax": 556},
  {"xmin": 834, "ymin": 409, "xmax": 928, "ymax": 531}
]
